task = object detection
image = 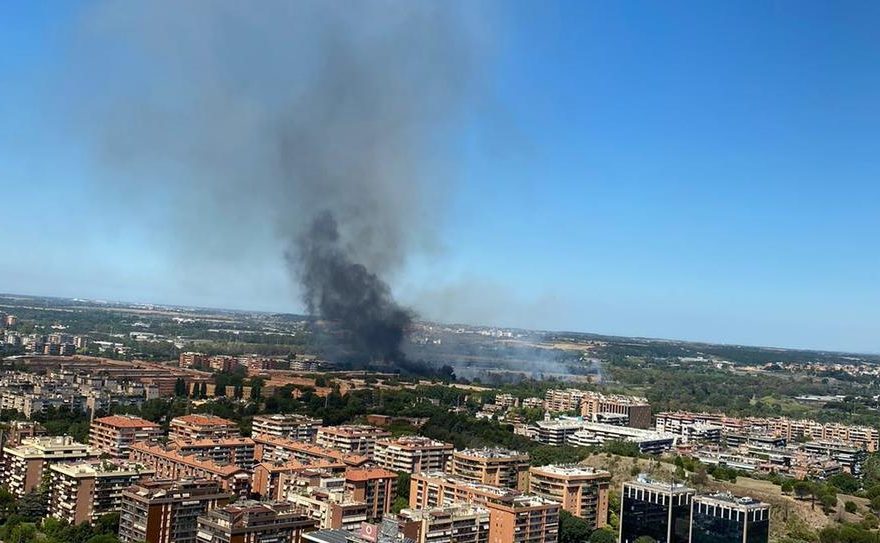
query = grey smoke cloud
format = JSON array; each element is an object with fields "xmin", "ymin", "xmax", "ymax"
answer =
[{"xmin": 67, "ymin": 1, "xmax": 491, "ymax": 363}]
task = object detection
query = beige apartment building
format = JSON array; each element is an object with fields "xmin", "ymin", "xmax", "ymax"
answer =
[
  {"xmin": 410, "ymin": 472, "xmax": 559, "ymax": 543},
  {"xmin": 48, "ymin": 460, "xmax": 155, "ymax": 525},
  {"xmin": 195, "ymin": 501, "xmax": 317, "ymax": 543},
  {"xmin": 0, "ymin": 436, "xmax": 97, "ymax": 497},
  {"xmin": 252, "ymin": 414, "xmax": 322, "ymax": 442},
  {"xmin": 169, "ymin": 414, "xmax": 240, "ymax": 441},
  {"xmin": 528, "ymin": 464, "xmax": 610, "ymax": 528},
  {"xmin": 450, "ymin": 448, "xmax": 531, "ymax": 491},
  {"xmin": 398, "ymin": 504, "xmax": 490, "ymax": 543},
  {"xmin": 315, "ymin": 425, "xmax": 392, "ymax": 458},
  {"xmin": 373, "ymin": 436, "xmax": 453, "ymax": 473},
  {"xmin": 118, "ymin": 479, "xmax": 231, "ymax": 543},
  {"xmin": 89, "ymin": 415, "xmax": 163, "ymax": 459},
  {"xmin": 129, "ymin": 442, "xmax": 251, "ymax": 497}
]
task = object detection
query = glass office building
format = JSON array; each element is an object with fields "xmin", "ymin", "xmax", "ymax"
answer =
[
  {"xmin": 690, "ymin": 493, "xmax": 770, "ymax": 543},
  {"xmin": 620, "ymin": 475, "xmax": 695, "ymax": 543}
]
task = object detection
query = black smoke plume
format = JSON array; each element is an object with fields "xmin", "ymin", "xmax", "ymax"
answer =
[
  {"xmin": 64, "ymin": 1, "xmax": 491, "ymax": 372},
  {"xmin": 294, "ymin": 211, "xmax": 412, "ymax": 363}
]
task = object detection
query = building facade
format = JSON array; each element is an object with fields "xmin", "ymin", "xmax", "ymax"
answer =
[
  {"xmin": 620, "ymin": 476, "xmax": 695, "ymax": 543},
  {"xmin": 373, "ymin": 436, "xmax": 453, "ymax": 474},
  {"xmin": 119, "ymin": 479, "xmax": 231, "ymax": 543},
  {"xmin": 528, "ymin": 465, "xmax": 610, "ymax": 528},
  {"xmin": 89, "ymin": 415, "xmax": 163, "ymax": 459},
  {"xmin": 450, "ymin": 448, "xmax": 530, "ymax": 491},
  {"xmin": 49, "ymin": 460, "xmax": 154, "ymax": 525}
]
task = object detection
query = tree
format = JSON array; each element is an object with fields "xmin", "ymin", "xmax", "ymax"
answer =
[
  {"xmin": 397, "ymin": 472, "xmax": 411, "ymax": 500},
  {"xmin": 215, "ymin": 383, "xmax": 226, "ymax": 397},
  {"xmin": 590, "ymin": 528, "xmax": 616, "ymax": 543},
  {"xmin": 845, "ymin": 500, "xmax": 858, "ymax": 514},
  {"xmin": 793, "ymin": 481, "xmax": 813, "ymax": 501},
  {"xmin": 174, "ymin": 377, "xmax": 187, "ymax": 397},
  {"xmin": 199, "ymin": 382, "xmax": 208, "ymax": 398},
  {"xmin": 780, "ymin": 480, "xmax": 794, "ymax": 494},
  {"xmin": 559, "ymin": 510, "xmax": 591, "ymax": 543},
  {"xmin": 634, "ymin": 537, "xmax": 656, "ymax": 543}
]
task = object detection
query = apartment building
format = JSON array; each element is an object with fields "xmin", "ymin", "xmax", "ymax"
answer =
[
  {"xmin": 118, "ymin": 479, "xmax": 231, "ymax": 543},
  {"xmin": 315, "ymin": 425, "xmax": 392, "ymax": 458},
  {"xmin": 48, "ymin": 460, "xmax": 155, "ymax": 525},
  {"xmin": 253, "ymin": 460, "xmax": 347, "ymax": 500},
  {"xmin": 567, "ymin": 421, "xmax": 676, "ymax": 454},
  {"xmin": 409, "ymin": 472, "xmax": 559, "ymax": 543},
  {"xmin": 179, "ymin": 352, "xmax": 208, "ymax": 369},
  {"xmin": 1, "ymin": 436, "xmax": 97, "ymax": 497},
  {"xmin": 169, "ymin": 437, "xmax": 257, "ymax": 469},
  {"xmin": 656, "ymin": 411, "xmax": 879, "ymax": 452},
  {"xmin": 89, "ymin": 415, "xmax": 163, "ymax": 459},
  {"xmin": 345, "ymin": 468, "xmax": 397, "ymax": 522},
  {"xmin": 528, "ymin": 465, "xmax": 610, "ymax": 528},
  {"xmin": 195, "ymin": 500, "xmax": 318, "ymax": 543},
  {"xmin": 373, "ymin": 436, "xmax": 453, "ymax": 474},
  {"xmin": 254, "ymin": 434, "xmax": 370, "ymax": 468},
  {"xmin": 398, "ymin": 504, "xmax": 490, "ymax": 543},
  {"xmin": 284, "ymin": 477, "xmax": 369, "ymax": 532},
  {"xmin": 252, "ymin": 414, "xmax": 322, "ymax": 442},
  {"xmin": 450, "ymin": 448, "xmax": 530, "ymax": 491},
  {"xmin": 169, "ymin": 415, "xmax": 240, "ymax": 441},
  {"xmin": 544, "ymin": 389, "xmax": 651, "ymax": 428},
  {"xmin": 129, "ymin": 442, "xmax": 251, "ymax": 496}
]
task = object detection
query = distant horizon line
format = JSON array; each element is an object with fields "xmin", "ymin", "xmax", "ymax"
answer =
[{"xmin": 1, "ymin": 290, "xmax": 877, "ymax": 359}]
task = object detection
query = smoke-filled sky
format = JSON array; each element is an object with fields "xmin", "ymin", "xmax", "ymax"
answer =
[{"xmin": 2, "ymin": 1, "xmax": 880, "ymax": 353}]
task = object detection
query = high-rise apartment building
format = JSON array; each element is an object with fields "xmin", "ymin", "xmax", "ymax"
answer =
[
  {"xmin": 48, "ymin": 460, "xmax": 154, "ymax": 525},
  {"xmin": 129, "ymin": 442, "xmax": 251, "ymax": 496},
  {"xmin": 169, "ymin": 437, "xmax": 257, "ymax": 469},
  {"xmin": 528, "ymin": 465, "xmax": 610, "ymax": 528},
  {"xmin": 345, "ymin": 468, "xmax": 397, "ymax": 522},
  {"xmin": 315, "ymin": 425, "xmax": 392, "ymax": 458},
  {"xmin": 89, "ymin": 415, "xmax": 163, "ymax": 459},
  {"xmin": 254, "ymin": 434, "xmax": 370, "ymax": 468},
  {"xmin": 373, "ymin": 436, "xmax": 453, "ymax": 474},
  {"xmin": 450, "ymin": 448, "xmax": 530, "ymax": 491},
  {"xmin": 252, "ymin": 414, "xmax": 322, "ymax": 442},
  {"xmin": 0, "ymin": 436, "xmax": 97, "ymax": 497},
  {"xmin": 195, "ymin": 501, "xmax": 318, "ymax": 543},
  {"xmin": 409, "ymin": 472, "xmax": 559, "ymax": 543},
  {"xmin": 398, "ymin": 504, "xmax": 490, "ymax": 543},
  {"xmin": 620, "ymin": 476, "xmax": 695, "ymax": 543},
  {"xmin": 119, "ymin": 479, "xmax": 231, "ymax": 543},
  {"xmin": 169, "ymin": 415, "xmax": 240, "ymax": 441},
  {"xmin": 690, "ymin": 493, "xmax": 770, "ymax": 543}
]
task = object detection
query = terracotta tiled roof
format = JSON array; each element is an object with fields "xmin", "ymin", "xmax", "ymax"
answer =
[{"xmin": 93, "ymin": 415, "xmax": 160, "ymax": 429}]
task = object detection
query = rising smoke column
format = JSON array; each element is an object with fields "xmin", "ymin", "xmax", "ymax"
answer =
[
  {"xmin": 67, "ymin": 1, "xmax": 490, "ymax": 368},
  {"xmin": 294, "ymin": 211, "xmax": 412, "ymax": 362}
]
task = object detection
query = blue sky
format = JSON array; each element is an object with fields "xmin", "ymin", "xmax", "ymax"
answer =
[{"xmin": 2, "ymin": 1, "xmax": 879, "ymax": 352}]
